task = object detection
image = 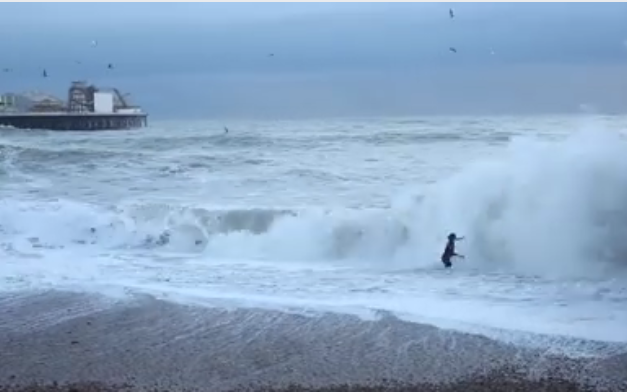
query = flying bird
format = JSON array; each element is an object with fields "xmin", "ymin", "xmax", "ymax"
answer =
[
  {"xmin": 42, "ymin": 69, "xmax": 48, "ymax": 78},
  {"xmin": 449, "ymin": 47, "xmax": 457, "ymax": 54},
  {"xmin": 449, "ymin": 8, "xmax": 454, "ymax": 18}
]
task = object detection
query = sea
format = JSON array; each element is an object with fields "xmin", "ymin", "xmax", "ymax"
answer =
[{"xmin": 1, "ymin": 114, "xmax": 627, "ymax": 358}]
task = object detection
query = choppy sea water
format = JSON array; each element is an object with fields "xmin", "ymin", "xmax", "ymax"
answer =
[{"xmin": 1, "ymin": 115, "xmax": 627, "ymax": 356}]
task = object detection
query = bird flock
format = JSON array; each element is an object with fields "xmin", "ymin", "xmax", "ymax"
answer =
[
  {"xmin": 2, "ymin": 7, "xmax": 467, "ymax": 81},
  {"xmin": 449, "ymin": 8, "xmax": 457, "ymax": 54},
  {"xmin": 1, "ymin": 38, "xmax": 115, "ymax": 79}
]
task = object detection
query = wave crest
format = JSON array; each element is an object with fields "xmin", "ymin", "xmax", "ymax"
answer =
[{"xmin": 2, "ymin": 128, "xmax": 627, "ymax": 281}]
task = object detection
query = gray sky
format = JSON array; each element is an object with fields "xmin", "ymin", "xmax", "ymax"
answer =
[{"xmin": 1, "ymin": 2, "xmax": 626, "ymax": 119}]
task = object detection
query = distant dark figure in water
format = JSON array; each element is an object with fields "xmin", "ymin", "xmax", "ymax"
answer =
[
  {"xmin": 142, "ymin": 231, "xmax": 171, "ymax": 247},
  {"xmin": 441, "ymin": 232, "xmax": 464, "ymax": 268},
  {"xmin": 156, "ymin": 231, "xmax": 170, "ymax": 246},
  {"xmin": 142, "ymin": 231, "xmax": 204, "ymax": 247}
]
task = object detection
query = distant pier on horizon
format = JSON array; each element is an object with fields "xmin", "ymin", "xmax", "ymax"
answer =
[{"xmin": 0, "ymin": 81, "xmax": 148, "ymax": 131}]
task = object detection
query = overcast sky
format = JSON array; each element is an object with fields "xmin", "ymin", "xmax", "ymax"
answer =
[{"xmin": 1, "ymin": 2, "xmax": 626, "ymax": 119}]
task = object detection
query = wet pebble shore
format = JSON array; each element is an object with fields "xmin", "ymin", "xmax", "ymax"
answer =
[{"xmin": 0, "ymin": 291, "xmax": 625, "ymax": 392}]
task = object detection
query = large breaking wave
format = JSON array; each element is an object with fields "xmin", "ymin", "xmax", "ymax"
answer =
[{"xmin": 1, "ymin": 128, "xmax": 627, "ymax": 280}]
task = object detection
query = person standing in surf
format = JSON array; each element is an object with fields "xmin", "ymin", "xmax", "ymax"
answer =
[{"xmin": 441, "ymin": 233, "xmax": 464, "ymax": 268}]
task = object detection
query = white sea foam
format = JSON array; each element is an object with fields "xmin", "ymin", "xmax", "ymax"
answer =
[{"xmin": 1, "ymin": 117, "xmax": 626, "ymax": 349}]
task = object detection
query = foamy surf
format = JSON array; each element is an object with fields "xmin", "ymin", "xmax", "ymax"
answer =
[{"xmin": 1, "ymin": 116, "xmax": 626, "ymax": 355}]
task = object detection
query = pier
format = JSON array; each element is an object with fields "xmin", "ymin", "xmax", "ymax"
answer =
[
  {"xmin": 0, "ymin": 81, "xmax": 148, "ymax": 131},
  {"xmin": 0, "ymin": 112, "xmax": 147, "ymax": 131}
]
